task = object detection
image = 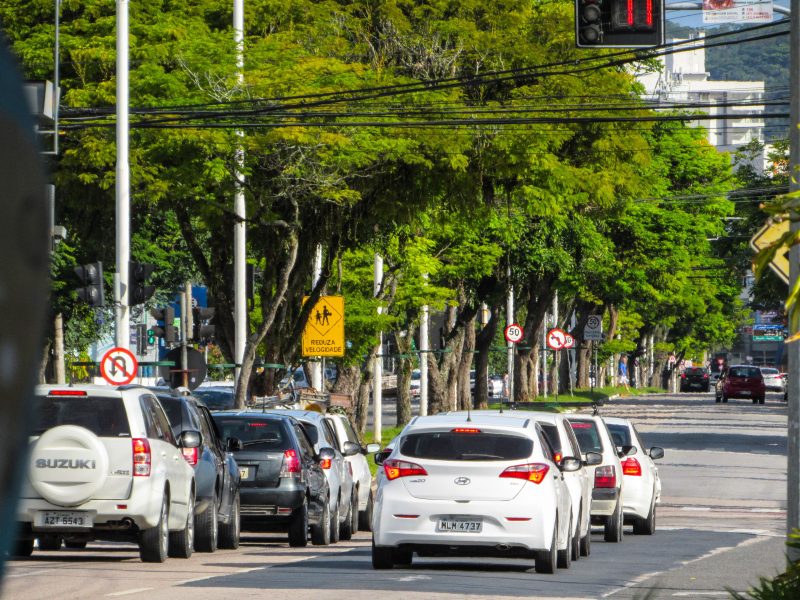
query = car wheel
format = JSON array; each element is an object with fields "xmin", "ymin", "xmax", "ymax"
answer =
[
  {"xmin": 759, "ymin": 396, "xmax": 766, "ymax": 405},
  {"xmin": 37, "ymin": 535, "xmax": 62, "ymax": 551},
  {"xmin": 570, "ymin": 511, "xmax": 581, "ymax": 562},
  {"xmin": 579, "ymin": 528, "xmax": 591, "ymax": 558},
  {"xmin": 393, "ymin": 548, "xmax": 413, "ymax": 566},
  {"xmin": 195, "ymin": 491, "xmax": 219, "ymax": 552},
  {"xmin": 14, "ymin": 538, "xmax": 34, "ymax": 557},
  {"xmin": 722, "ymin": 395, "xmax": 728, "ymax": 403},
  {"xmin": 311, "ymin": 499, "xmax": 331, "ymax": 546},
  {"xmin": 219, "ymin": 491, "xmax": 241, "ymax": 550},
  {"xmin": 139, "ymin": 496, "xmax": 169, "ymax": 563},
  {"xmin": 557, "ymin": 517, "xmax": 572, "ymax": 569},
  {"xmin": 358, "ymin": 491, "xmax": 374, "ymax": 532},
  {"xmin": 752, "ymin": 397, "xmax": 758, "ymax": 404},
  {"xmin": 350, "ymin": 490, "xmax": 359, "ymax": 535},
  {"xmin": 372, "ymin": 538, "xmax": 394, "ymax": 569},
  {"xmin": 330, "ymin": 500, "xmax": 341, "ymax": 544},
  {"xmin": 715, "ymin": 394, "xmax": 721, "ymax": 403},
  {"xmin": 634, "ymin": 498, "xmax": 657, "ymax": 535},
  {"xmin": 340, "ymin": 491, "xmax": 357, "ymax": 541},
  {"xmin": 63, "ymin": 540, "xmax": 87, "ymax": 550},
  {"xmin": 604, "ymin": 500, "xmax": 623, "ymax": 543},
  {"xmin": 703, "ymin": 385, "xmax": 710, "ymax": 393},
  {"xmin": 168, "ymin": 491, "xmax": 195, "ymax": 558},
  {"xmin": 288, "ymin": 500, "xmax": 309, "ymax": 548},
  {"xmin": 535, "ymin": 522, "xmax": 557, "ymax": 574}
]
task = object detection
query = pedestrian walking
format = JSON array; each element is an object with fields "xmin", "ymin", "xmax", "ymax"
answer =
[{"xmin": 618, "ymin": 355, "xmax": 630, "ymax": 392}]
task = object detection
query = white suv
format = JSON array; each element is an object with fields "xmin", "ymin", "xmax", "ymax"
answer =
[{"xmin": 15, "ymin": 385, "xmax": 196, "ymax": 562}]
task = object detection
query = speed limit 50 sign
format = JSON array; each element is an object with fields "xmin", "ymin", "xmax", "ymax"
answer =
[{"xmin": 504, "ymin": 323, "xmax": 524, "ymax": 344}]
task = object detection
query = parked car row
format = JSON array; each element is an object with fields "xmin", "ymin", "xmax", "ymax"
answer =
[
  {"xmin": 13, "ymin": 385, "xmax": 378, "ymax": 563},
  {"xmin": 370, "ymin": 408, "xmax": 663, "ymax": 573}
]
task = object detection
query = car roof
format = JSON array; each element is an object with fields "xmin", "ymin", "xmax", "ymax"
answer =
[
  {"xmin": 35, "ymin": 384, "xmax": 149, "ymax": 397},
  {"xmin": 262, "ymin": 409, "xmax": 326, "ymax": 424},
  {"xmin": 449, "ymin": 409, "xmax": 564, "ymax": 424},
  {"xmin": 211, "ymin": 410, "xmax": 295, "ymax": 422},
  {"xmin": 406, "ymin": 412, "xmax": 535, "ymax": 432},
  {"xmin": 601, "ymin": 416, "xmax": 631, "ymax": 427}
]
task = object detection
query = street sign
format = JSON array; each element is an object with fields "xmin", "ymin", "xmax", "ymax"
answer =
[
  {"xmin": 100, "ymin": 347, "xmax": 138, "ymax": 385},
  {"xmin": 753, "ymin": 324, "xmax": 786, "ymax": 342},
  {"xmin": 504, "ymin": 323, "xmax": 524, "ymax": 344},
  {"xmin": 547, "ymin": 328, "xmax": 568, "ymax": 350},
  {"xmin": 584, "ymin": 315, "xmax": 603, "ymax": 341},
  {"xmin": 750, "ymin": 220, "xmax": 789, "ymax": 284},
  {"xmin": 159, "ymin": 347, "xmax": 207, "ymax": 390},
  {"xmin": 302, "ymin": 296, "xmax": 345, "ymax": 357},
  {"xmin": 563, "ymin": 333, "xmax": 576, "ymax": 349}
]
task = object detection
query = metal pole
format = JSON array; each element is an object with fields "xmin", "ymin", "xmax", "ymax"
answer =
[
  {"xmin": 310, "ymin": 244, "xmax": 323, "ymax": 391},
  {"xmin": 181, "ymin": 285, "xmax": 190, "ymax": 389},
  {"xmin": 233, "ymin": 0, "xmax": 246, "ymax": 386},
  {"xmin": 420, "ymin": 303, "xmax": 429, "ymax": 416},
  {"xmin": 507, "ymin": 265, "xmax": 514, "ymax": 403},
  {"xmin": 114, "ymin": 0, "xmax": 130, "ymax": 350},
  {"xmin": 53, "ymin": 0, "xmax": 59, "ymax": 155},
  {"xmin": 787, "ymin": 0, "xmax": 800, "ymax": 562},
  {"xmin": 373, "ymin": 254, "xmax": 383, "ymax": 443},
  {"xmin": 542, "ymin": 313, "xmax": 548, "ymax": 400},
  {"xmin": 554, "ymin": 293, "xmax": 558, "ymax": 399}
]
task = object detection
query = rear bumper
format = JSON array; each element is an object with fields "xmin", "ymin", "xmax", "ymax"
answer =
[
  {"xmin": 239, "ymin": 484, "xmax": 305, "ymax": 524},
  {"xmin": 590, "ymin": 487, "xmax": 620, "ymax": 517},
  {"xmin": 621, "ymin": 479, "xmax": 651, "ymax": 520}
]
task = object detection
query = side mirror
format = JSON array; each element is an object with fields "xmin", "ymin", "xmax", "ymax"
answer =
[
  {"xmin": 342, "ymin": 441, "xmax": 361, "ymax": 457},
  {"xmin": 226, "ymin": 437, "xmax": 243, "ymax": 452},
  {"xmin": 649, "ymin": 446, "xmax": 665, "ymax": 460},
  {"xmin": 317, "ymin": 447, "xmax": 336, "ymax": 462},
  {"xmin": 364, "ymin": 443, "xmax": 381, "ymax": 454},
  {"xmin": 583, "ymin": 452, "xmax": 602, "ymax": 466},
  {"xmin": 179, "ymin": 430, "xmax": 202, "ymax": 449},
  {"xmin": 559, "ymin": 457, "xmax": 582, "ymax": 472},
  {"xmin": 374, "ymin": 448, "xmax": 392, "ymax": 465}
]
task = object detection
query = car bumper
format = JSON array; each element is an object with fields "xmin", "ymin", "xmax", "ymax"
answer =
[
  {"xmin": 590, "ymin": 487, "xmax": 621, "ymax": 517},
  {"xmin": 18, "ymin": 495, "xmax": 164, "ymax": 533},
  {"xmin": 621, "ymin": 478, "xmax": 651, "ymax": 520},
  {"xmin": 240, "ymin": 485, "xmax": 305, "ymax": 521}
]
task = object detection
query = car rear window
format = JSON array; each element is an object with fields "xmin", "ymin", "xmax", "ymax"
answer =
[
  {"xmin": 540, "ymin": 423, "xmax": 563, "ymax": 454},
  {"xmin": 399, "ymin": 431, "xmax": 533, "ymax": 461},
  {"xmin": 729, "ymin": 367, "xmax": 761, "ymax": 378},
  {"xmin": 193, "ymin": 389, "xmax": 235, "ymax": 411},
  {"xmin": 686, "ymin": 368, "xmax": 705, "ymax": 375},
  {"xmin": 34, "ymin": 396, "xmax": 131, "ymax": 437},
  {"xmin": 761, "ymin": 368, "xmax": 779, "ymax": 376},
  {"xmin": 213, "ymin": 417, "xmax": 291, "ymax": 450},
  {"xmin": 607, "ymin": 424, "xmax": 632, "ymax": 448},
  {"xmin": 568, "ymin": 419, "xmax": 603, "ymax": 453}
]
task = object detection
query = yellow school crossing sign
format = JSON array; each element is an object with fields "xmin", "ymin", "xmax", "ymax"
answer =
[
  {"xmin": 750, "ymin": 220, "xmax": 789, "ymax": 284},
  {"xmin": 302, "ymin": 296, "xmax": 345, "ymax": 357}
]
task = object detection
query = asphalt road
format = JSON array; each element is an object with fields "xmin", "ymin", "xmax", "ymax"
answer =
[{"xmin": 2, "ymin": 391, "xmax": 790, "ymax": 600}]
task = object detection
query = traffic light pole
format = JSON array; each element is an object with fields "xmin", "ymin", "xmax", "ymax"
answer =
[
  {"xmin": 233, "ymin": 0, "xmax": 247, "ymax": 389},
  {"xmin": 114, "ymin": 0, "xmax": 130, "ymax": 350}
]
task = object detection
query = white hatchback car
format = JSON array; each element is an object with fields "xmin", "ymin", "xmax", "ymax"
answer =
[
  {"xmin": 16, "ymin": 385, "xmax": 196, "ymax": 563},
  {"xmin": 604, "ymin": 417, "xmax": 663, "ymax": 535},
  {"xmin": 568, "ymin": 414, "xmax": 625, "ymax": 543},
  {"xmin": 372, "ymin": 413, "xmax": 580, "ymax": 574}
]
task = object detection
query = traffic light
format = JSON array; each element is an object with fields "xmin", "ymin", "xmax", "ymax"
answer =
[
  {"xmin": 150, "ymin": 306, "xmax": 178, "ymax": 344},
  {"xmin": 576, "ymin": 0, "xmax": 664, "ymax": 48},
  {"xmin": 135, "ymin": 323, "xmax": 148, "ymax": 355},
  {"xmin": 74, "ymin": 261, "xmax": 105, "ymax": 307},
  {"xmin": 192, "ymin": 306, "xmax": 216, "ymax": 341},
  {"xmin": 129, "ymin": 261, "xmax": 156, "ymax": 305}
]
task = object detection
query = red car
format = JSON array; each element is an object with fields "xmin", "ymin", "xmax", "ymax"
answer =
[{"xmin": 715, "ymin": 365, "xmax": 766, "ymax": 404}]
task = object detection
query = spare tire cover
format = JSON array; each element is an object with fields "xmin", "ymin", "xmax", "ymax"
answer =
[{"xmin": 28, "ymin": 425, "xmax": 110, "ymax": 507}]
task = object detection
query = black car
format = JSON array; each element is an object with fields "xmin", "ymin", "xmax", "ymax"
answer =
[
  {"xmin": 155, "ymin": 390, "xmax": 242, "ymax": 552},
  {"xmin": 680, "ymin": 367, "xmax": 710, "ymax": 393},
  {"xmin": 212, "ymin": 412, "xmax": 334, "ymax": 547}
]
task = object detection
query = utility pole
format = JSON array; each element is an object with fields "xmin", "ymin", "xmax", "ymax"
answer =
[
  {"xmin": 420, "ymin": 301, "xmax": 429, "ymax": 416},
  {"xmin": 787, "ymin": 0, "xmax": 799, "ymax": 563},
  {"xmin": 373, "ymin": 254, "xmax": 383, "ymax": 443},
  {"xmin": 310, "ymin": 245, "xmax": 323, "ymax": 391},
  {"xmin": 181, "ymin": 283, "xmax": 191, "ymax": 389},
  {"xmin": 114, "ymin": 0, "xmax": 130, "ymax": 350},
  {"xmin": 233, "ymin": 0, "xmax": 246, "ymax": 387},
  {"xmin": 506, "ymin": 264, "xmax": 514, "ymax": 403}
]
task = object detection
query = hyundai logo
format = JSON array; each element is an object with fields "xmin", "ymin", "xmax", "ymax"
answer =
[{"xmin": 454, "ymin": 477, "xmax": 471, "ymax": 486}]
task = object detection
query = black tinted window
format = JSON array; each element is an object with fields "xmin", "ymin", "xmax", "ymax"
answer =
[
  {"xmin": 399, "ymin": 431, "xmax": 533, "ymax": 461},
  {"xmin": 193, "ymin": 389, "xmax": 235, "ymax": 411},
  {"xmin": 158, "ymin": 396, "xmax": 184, "ymax": 430},
  {"xmin": 568, "ymin": 419, "xmax": 603, "ymax": 453},
  {"xmin": 213, "ymin": 417, "xmax": 290, "ymax": 450},
  {"xmin": 35, "ymin": 396, "xmax": 130, "ymax": 437},
  {"xmin": 607, "ymin": 424, "xmax": 632, "ymax": 448},
  {"xmin": 540, "ymin": 424, "xmax": 562, "ymax": 454},
  {"xmin": 729, "ymin": 367, "xmax": 761, "ymax": 378}
]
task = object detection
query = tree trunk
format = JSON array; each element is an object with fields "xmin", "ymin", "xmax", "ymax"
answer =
[
  {"xmin": 457, "ymin": 313, "xmax": 476, "ymax": 410},
  {"xmin": 474, "ymin": 305, "xmax": 500, "ymax": 408},
  {"xmin": 394, "ymin": 327, "xmax": 413, "ymax": 427}
]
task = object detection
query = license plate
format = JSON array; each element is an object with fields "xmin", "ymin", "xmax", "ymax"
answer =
[
  {"xmin": 740, "ymin": 390, "xmax": 751, "ymax": 395},
  {"xmin": 436, "ymin": 519, "xmax": 482, "ymax": 533},
  {"xmin": 239, "ymin": 467, "xmax": 250, "ymax": 479},
  {"xmin": 38, "ymin": 511, "xmax": 92, "ymax": 528}
]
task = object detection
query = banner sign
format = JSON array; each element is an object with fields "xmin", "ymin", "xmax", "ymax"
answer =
[{"xmin": 703, "ymin": 0, "xmax": 773, "ymax": 24}]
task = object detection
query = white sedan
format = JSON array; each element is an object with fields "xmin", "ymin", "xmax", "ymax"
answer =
[
  {"xmin": 372, "ymin": 412, "xmax": 580, "ymax": 574},
  {"xmin": 603, "ymin": 416, "xmax": 663, "ymax": 535}
]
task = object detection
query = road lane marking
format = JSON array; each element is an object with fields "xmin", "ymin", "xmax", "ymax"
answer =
[
  {"xmin": 5, "ymin": 568, "xmax": 55, "ymax": 579},
  {"xmin": 672, "ymin": 592, "xmax": 730, "ymax": 597},
  {"xmin": 106, "ymin": 588, "xmax": 153, "ymax": 597}
]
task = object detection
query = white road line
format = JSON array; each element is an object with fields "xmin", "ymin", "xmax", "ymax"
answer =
[
  {"xmin": 4, "ymin": 568, "xmax": 55, "ymax": 579},
  {"xmin": 672, "ymin": 592, "xmax": 730, "ymax": 597},
  {"xmin": 105, "ymin": 588, "xmax": 153, "ymax": 597}
]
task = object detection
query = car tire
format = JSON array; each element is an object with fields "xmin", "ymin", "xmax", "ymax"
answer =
[
  {"xmin": 37, "ymin": 535, "xmax": 62, "ymax": 551},
  {"xmin": 535, "ymin": 522, "xmax": 558, "ymax": 574},
  {"xmin": 195, "ymin": 491, "xmax": 219, "ymax": 553},
  {"xmin": 358, "ymin": 492, "xmax": 374, "ymax": 532},
  {"xmin": 288, "ymin": 501, "xmax": 309, "ymax": 548},
  {"xmin": 571, "ymin": 512, "xmax": 581, "ymax": 562},
  {"xmin": 703, "ymin": 385, "xmax": 710, "ymax": 393},
  {"xmin": 219, "ymin": 491, "xmax": 241, "ymax": 550},
  {"xmin": 63, "ymin": 540, "xmax": 87, "ymax": 550},
  {"xmin": 340, "ymin": 492, "xmax": 357, "ymax": 541},
  {"xmin": 393, "ymin": 548, "xmax": 413, "ymax": 566},
  {"xmin": 372, "ymin": 538, "xmax": 394, "ymax": 569},
  {"xmin": 311, "ymin": 499, "xmax": 331, "ymax": 546},
  {"xmin": 604, "ymin": 500, "xmax": 623, "ymax": 543},
  {"xmin": 557, "ymin": 517, "xmax": 572, "ymax": 569},
  {"xmin": 579, "ymin": 528, "xmax": 591, "ymax": 557},
  {"xmin": 14, "ymin": 538, "xmax": 34, "ymax": 557},
  {"xmin": 139, "ymin": 496, "xmax": 169, "ymax": 563},
  {"xmin": 634, "ymin": 498, "xmax": 657, "ymax": 535},
  {"xmin": 722, "ymin": 395, "xmax": 728, "ymax": 403},
  {"xmin": 168, "ymin": 491, "xmax": 195, "ymax": 559},
  {"xmin": 759, "ymin": 396, "xmax": 766, "ymax": 405},
  {"xmin": 330, "ymin": 500, "xmax": 341, "ymax": 544},
  {"xmin": 715, "ymin": 394, "xmax": 721, "ymax": 403}
]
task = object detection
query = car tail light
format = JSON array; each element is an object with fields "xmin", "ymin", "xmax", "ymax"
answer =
[
  {"xmin": 499, "ymin": 463, "xmax": 550, "ymax": 484},
  {"xmin": 320, "ymin": 458, "xmax": 332, "ymax": 469},
  {"xmin": 594, "ymin": 465, "xmax": 616, "ymax": 488},
  {"xmin": 132, "ymin": 438, "xmax": 151, "ymax": 477},
  {"xmin": 703, "ymin": 373, "xmax": 709, "ymax": 379},
  {"xmin": 280, "ymin": 449, "xmax": 301, "ymax": 477},
  {"xmin": 49, "ymin": 390, "xmax": 88, "ymax": 396},
  {"xmin": 621, "ymin": 457, "xmax": 642, "ymax": 476},
  {"xmin": 680, "ymin": 373, "xmax": 686, "ymax": 379},
  {"xmin": 384, "ymin": 459, "xmax": 428, "ymax": 481},
  {"xmin": 451, "ymin": 428, "xmax": 481, "ymax": 434},
  {"xmin": 181, "ymin": 447, "xmax": 199, "ymax": 466}
]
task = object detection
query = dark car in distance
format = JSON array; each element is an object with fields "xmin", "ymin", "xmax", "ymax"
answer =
[
  {"xmin": 212, "ymin": 412, "xmax": 334, "ymax": 547},
  {"xmin": 715, "ymin": 365, "xmax": 767, "ymax": 405},
  {"xmin": 154, "ymin": 390, "xmax": 242, "ymax": 552},
  {"xmin": 680, "ymin": 367, "xmax": 710, "ymax": 393}
]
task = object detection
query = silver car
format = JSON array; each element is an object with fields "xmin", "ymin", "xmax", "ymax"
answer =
[{"xmin": 759, "ymin": 367, "xmax": 785, "ymax": 392}]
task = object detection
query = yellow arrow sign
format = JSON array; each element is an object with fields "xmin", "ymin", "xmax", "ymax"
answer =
[
  {"xmin": 302, "ymin": 296, "xmax": 345, "ymax": 357},
  {"xmin": 750, "ymin": 220, "xmax": 789, "ymax": 284}
]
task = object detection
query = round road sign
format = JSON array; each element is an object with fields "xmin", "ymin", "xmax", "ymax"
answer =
[
  {"xmin": 100, "ymin": 347, "xmax": 139, "ymax": 385},
  {"xmin": 546, "ymin": 328, "xmax": 568, "ymax": 351},
  {"xmin": 563, "ymin": 333, "xmax": 575, "ymax": 349},
  {"xmin": 504, "ymin": 323, "xmax": 524, "ymax": 344}
]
